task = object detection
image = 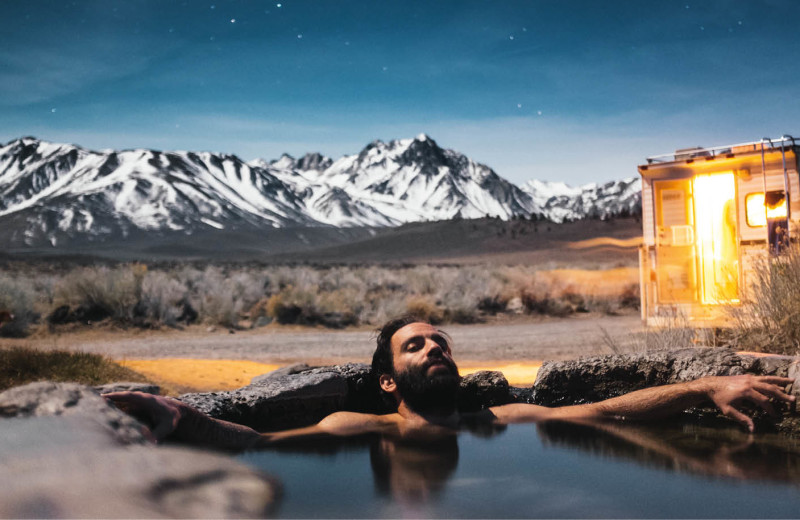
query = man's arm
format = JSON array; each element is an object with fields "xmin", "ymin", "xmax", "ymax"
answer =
[
  {"xmin": 490, "ymin": 375, "xmax": 795, "ymax": 432},
  {"xmin": 104, "ymin": 392, "xmax": 394, "ymax": 450}
]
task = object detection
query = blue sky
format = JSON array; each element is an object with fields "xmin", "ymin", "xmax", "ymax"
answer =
[{"xmin": 2, "ymin": 0, "xmax": 799, "ymax": 185}]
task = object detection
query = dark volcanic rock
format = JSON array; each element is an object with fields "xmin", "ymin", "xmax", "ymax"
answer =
[
  {"xmin": 532, "ymin": 348, "xmax": 766, "ymax": 407},
  {"xmin": 458, "ymin": 370, "xmax": 513, "ymax": 412},
  {"xmin": 180, "ymin": 371, "xmax": 350, "ymax": 431},
  {"xmin": 250, "ymin": 363, "xmax": 314, "ymax": 384},
  {"xmin": 532, "ymin": 348, "xmax": 800, "ymax": 435}
]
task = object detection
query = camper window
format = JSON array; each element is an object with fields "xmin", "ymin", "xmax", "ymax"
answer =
[{"xmin": 745, "ymin": 191, "xmax": 787, "ymax": 227}]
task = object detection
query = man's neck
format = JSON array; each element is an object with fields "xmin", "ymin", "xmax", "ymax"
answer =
[{"xmin": 396, "ymin": 401, "xmax": 460, "ymax": 429}]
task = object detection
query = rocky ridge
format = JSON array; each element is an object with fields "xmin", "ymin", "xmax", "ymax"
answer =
[{"xmin": 0, "ymin": 135, "xmax": 641, "ymax": 247}]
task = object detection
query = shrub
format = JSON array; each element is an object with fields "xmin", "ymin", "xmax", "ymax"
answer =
[
  {"xmin": 728, "ymin": 244, "xmax": 800, "ymax": 354},
  {"xmin": 406, "ymin": 295, "xmax": 444, "ymax": 324},
  {"xmin": 53, "ymin": 266, "xmax": 141, "ymax": 323},
  {"xmin": 138, "ymin": 272, "xmax": 187, "ymax": 327},
  {"xmin": 0, "ymin": 276, "xmax": 38, "ymax": 337}
]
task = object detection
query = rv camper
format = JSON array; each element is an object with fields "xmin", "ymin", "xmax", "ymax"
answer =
[{"xmin": 638, "ymin": 136, "xmax": 799, "ymax": 327}]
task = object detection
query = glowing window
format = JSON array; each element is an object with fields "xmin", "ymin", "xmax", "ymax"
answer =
[{"xmin": 746, "ymin": 191, "xmax": 787, "ymax": 227}]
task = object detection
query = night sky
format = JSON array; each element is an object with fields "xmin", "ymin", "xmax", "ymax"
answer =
[{"xmin": 2, "ymin": 0, "xmax": 799, "ymax": 185}]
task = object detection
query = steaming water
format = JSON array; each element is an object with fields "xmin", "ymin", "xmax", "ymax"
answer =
[{"xmin": 239, "ymin": 421, "xmax": 800, "ymax": 518}]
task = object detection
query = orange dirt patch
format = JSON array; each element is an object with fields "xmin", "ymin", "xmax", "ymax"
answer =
[
  {"xmin": 118, "ymin": 359, "xmax": 281, "ymax": 392},
  {"xmin": 119, "ymin": 358, "xmax": 543, "ymax": 393},
  {"xmin": 567, "ymin": 236, "xmax": 642, "ymax": 249}
]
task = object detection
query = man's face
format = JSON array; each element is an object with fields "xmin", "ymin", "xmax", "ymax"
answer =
[{"xmin": 388, "ymin": 322, "xmax": 461, "ymax": 413}]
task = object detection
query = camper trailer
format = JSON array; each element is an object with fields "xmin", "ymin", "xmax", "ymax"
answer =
[{"xmin": 638, "ymin": 136, "xmax": 799, "ymax": 327}]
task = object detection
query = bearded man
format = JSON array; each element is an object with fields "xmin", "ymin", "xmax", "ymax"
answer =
[{"xmin": 106, "ymin": 315, "xmax": 796, "ymax": 449}]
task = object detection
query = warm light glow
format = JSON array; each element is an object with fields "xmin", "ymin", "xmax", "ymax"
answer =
[
  {"xmin": 693, "ymin": 173, "xmax": 739, "ymax": 304},
  {"xmin": 745, "ymin": 192, "xmax": 787, "ymax": 227}
]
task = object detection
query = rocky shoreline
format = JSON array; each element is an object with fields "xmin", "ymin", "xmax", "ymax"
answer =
[{"xmin": 3, "ymin": 347, "xmax": 800, "ymax": 517}]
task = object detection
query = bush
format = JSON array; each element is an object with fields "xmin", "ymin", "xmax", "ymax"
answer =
[
  {"xmin": 0, "ymin": 276, "xmax": 37, "ymax": 337},
  {"xmin": 728, "ymin": 244, "xmax": 800, "ymax": 354},
  {"xmin": 53, "ymin": 266, "xmax": 142, "ymax": 323}
]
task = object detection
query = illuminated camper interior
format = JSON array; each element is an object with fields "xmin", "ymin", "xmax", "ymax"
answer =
[{"xmin": 692, "ymin": 172, "xmax": 739, "ymax": 304}]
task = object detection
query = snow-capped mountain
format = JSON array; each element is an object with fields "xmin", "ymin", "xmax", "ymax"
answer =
[
  {"xmin": 0, "ymin": 135, "xmax": 640, "ymax": 247},
  {"xmin": 520, "ymin": 177, "xmax": 641, "ymax": 222}
]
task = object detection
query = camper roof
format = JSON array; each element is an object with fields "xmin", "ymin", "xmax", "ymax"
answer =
[{"xmin": 646, "ymin": 136, "xmax": 797, "ymax": 164}]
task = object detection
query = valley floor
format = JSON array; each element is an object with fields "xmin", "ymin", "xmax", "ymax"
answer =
[{"xmin": 2, "ymin": 313, "xmax": 644, "ymax": 392}]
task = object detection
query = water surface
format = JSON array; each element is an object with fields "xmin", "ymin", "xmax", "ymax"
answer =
[{"xmin": 239, "ymin": 421, "xmax": 800, "ymax": 518}]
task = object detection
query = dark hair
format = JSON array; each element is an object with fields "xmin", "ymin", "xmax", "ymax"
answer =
[{"xmin": 371, "ymin": 315, "xmax": 426, "ymax": 376}]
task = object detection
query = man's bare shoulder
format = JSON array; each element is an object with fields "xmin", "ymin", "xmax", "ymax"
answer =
[{"xmin": 317, "ymin": 411, "xmax": 403, "ymax": 436}]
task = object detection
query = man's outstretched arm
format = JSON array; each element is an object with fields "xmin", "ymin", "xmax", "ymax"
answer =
[
  {"xmin": 490, "ymin": 375, "xmax": 795, "ymax": 432},
  {"xmin": 104, "ymin": 392, "xmax": 394, "ymax": 450}
]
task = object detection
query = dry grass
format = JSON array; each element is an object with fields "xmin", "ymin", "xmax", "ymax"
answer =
[
  {"xmin": 0, "ymin": 262, "xmax": 640, "ymax": 335},
  {"xmin": 0, "ymin": 346, "xmax": 151, "ymax": 391},
  {"xmin": 726, "ymin": 243, "xmax": 800, "ymax": 355}
]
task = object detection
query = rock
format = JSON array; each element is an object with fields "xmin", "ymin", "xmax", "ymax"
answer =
[
  {"xmin": 0, "ymin": 415, "xmax": 280, "ymax": 518},
  {"xmin": 180, "ymin": 371, "xmax": 350, "ymax": 431},
  {"xmin": 94, "ymin": 382, "xmax": 161, "ymax": 395},
  {"xmin": 250, "ymin": 363, "xmax": 313, "ymax": 384},
  {"xmin": 532, "ymin": 348, "xmax": 800, "ymax": 435},
  {"xmin": 0, "ymin": 381, "xmax": 151, "ymax": 445},
  {"xmin": 299, "ymin": 363, "xmax": 388, "ymax": 414},
  {"xmin": 458, "ymin": 370, "xmax": 512, "ymax": 412},
  {"xmin": 207, "ymin": 326, "xmax": 216, "ymax": 333},
  {"xmin": 532, "ymin": 348, "xmax": 766, "ymax": 407}
]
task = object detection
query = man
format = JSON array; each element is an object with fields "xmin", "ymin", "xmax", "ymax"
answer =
[{"xmin": 106, "ymin": 315, "xmax": 796, "ymax": 449}]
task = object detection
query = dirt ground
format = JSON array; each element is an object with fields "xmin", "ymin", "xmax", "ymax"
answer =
[{"xmin": 4, "ymin": 313, "xmax": 644, "ymax": 392}]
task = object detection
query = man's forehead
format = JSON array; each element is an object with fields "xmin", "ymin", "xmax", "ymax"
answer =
[{"xmin": 392, "ymin": 322, "xmax": 447, "ymax": 343}]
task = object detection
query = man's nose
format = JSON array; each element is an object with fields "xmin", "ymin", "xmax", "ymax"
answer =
[{"xmin": 425, "ymin": 339, "xmax": 444, "ymax": 356}]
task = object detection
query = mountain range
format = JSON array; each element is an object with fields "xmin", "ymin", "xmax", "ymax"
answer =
[{"xmin": 0, "ymin": 135, "xmax": 641, "ymax": 248}]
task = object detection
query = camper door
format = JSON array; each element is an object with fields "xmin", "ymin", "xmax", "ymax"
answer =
[{"xmin": 654, "ymin": 173, "xmax": 740, "ymax": 306}]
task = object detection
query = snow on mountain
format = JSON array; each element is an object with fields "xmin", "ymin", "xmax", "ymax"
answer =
[
  {"xmin": 520, "ymin": 176, "xmax": 641, "ymax": 222},
  {"xmin": 0, "ymin": 135, "xmax": 641, "ymax": 246}
]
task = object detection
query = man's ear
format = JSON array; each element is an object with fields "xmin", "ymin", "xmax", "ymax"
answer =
[{"xmin": 379, "ymin": 373, "xmax": 397, "ymax": 394}]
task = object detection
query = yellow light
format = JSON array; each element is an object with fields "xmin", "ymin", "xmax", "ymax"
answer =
[
  {"xmin": 745, "ymin": 192, "xmax": 787, "ymax": 227},
  {"xmin": 693, "ymin": 172, "xmax": 739, "ymax": 304}
]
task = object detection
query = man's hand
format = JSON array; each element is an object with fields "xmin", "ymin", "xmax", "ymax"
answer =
[
  {"xmin": 700, "ymin": 375, "xmax": 795, "ymax": 432},
  {"xmin": 104, "ymin": 391, "xmax": 185, "ymax": 443}
]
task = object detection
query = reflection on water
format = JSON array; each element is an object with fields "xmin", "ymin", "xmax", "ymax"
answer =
[
  {"xmin": 537, "ymin": 420, "xmax": 800, "ymax": 483},
  {"xmin": 239, "ymin": 420, "xmax": 800, "ymax": 518},
  {"xmin": 370, "ymin": 435, "xmax": 459, "ymax": 505}
]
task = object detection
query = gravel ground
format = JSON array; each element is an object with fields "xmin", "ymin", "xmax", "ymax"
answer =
[{"xmin": 11, "ymin": 314, "xmax": 644, "ymax": 365}]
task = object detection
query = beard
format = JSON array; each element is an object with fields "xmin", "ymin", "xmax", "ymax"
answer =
[{"xmin": 393, "ymin": 357, "xmax": 461, "ymax": 415}]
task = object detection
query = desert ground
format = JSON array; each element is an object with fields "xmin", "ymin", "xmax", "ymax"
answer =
[
  {"xmin": 3, "ymin": 313, "xmax": 643, "ymax": 391},
  {"xmin": 1, "ymin": 217, "xmax": 647, "ymax": 392}
]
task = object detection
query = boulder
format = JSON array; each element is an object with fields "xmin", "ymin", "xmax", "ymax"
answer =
[
  {"xmin": 458, "ymin": 370, "xmax": 512, "ymax": 412},
  {"xmin": 532, "ymin": 348, "xmax": 800, "ymax": 435},
  {"xmin": 0, "ymin": 382, "xmax": 281, "ymax": 518},
  {"xmin": 0, "ymin": 416, "xmax": 280, "ymax": 518},
  {"xmin": 95, "ymin": 382, "xmax": 161, "ymax": 395},
  {"xmin": 0, "ymin": 381, "xmax": 151, "ymax": 445},
  {"xmin": 250, "ymin": 363, "xmax": 313, "ymax": 384},
  {"xmin": 180, "ymin": 371, "xmax": 351, "ymax": 431},
  {"xmin": 532, "ymin": 348, "xmax": 787, "ymax": 407}
]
